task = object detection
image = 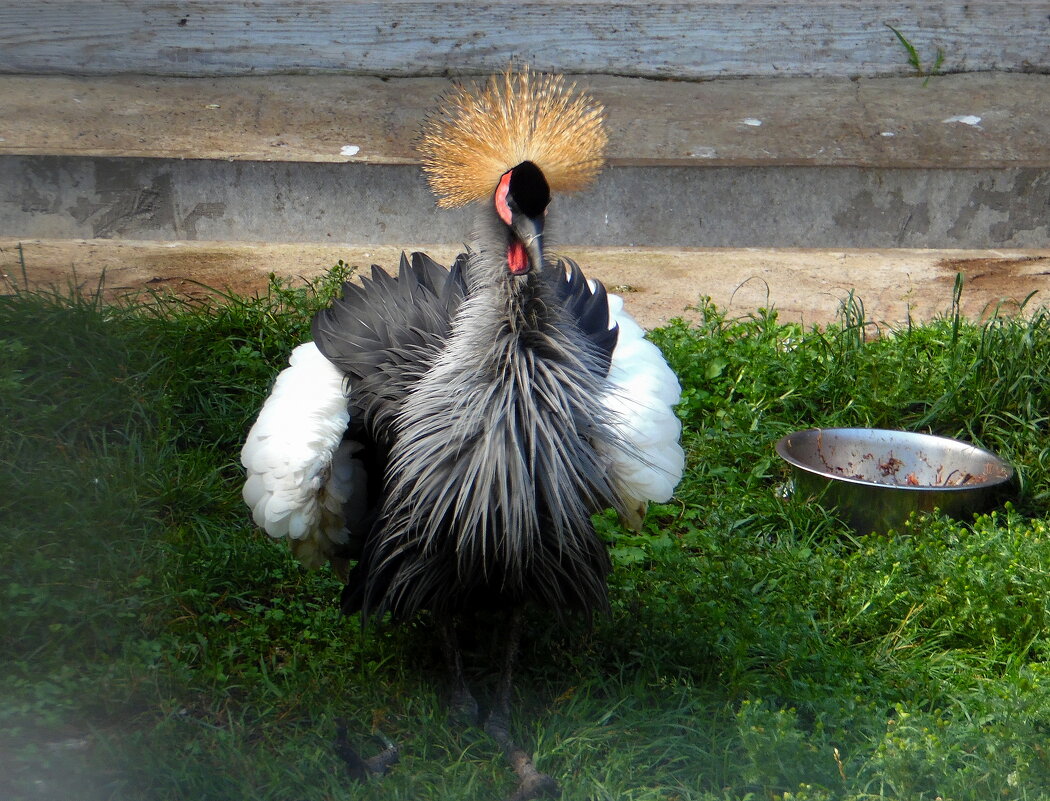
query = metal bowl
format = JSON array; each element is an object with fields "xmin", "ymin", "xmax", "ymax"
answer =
[{"xmin": 775, "ymin": 428, "xmax": 1014, "ymax": 533}]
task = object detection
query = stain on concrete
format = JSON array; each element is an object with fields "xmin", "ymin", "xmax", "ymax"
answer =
[
  {"xmin": 60, "ymin": 160, "xmax": 180, "ymax": 239},
  {"xmin": 90, "ymin": 161, "xmax": 177, "ymax": 238},
  {"xmin": 936, "ymin": 254, "xmax": 1050, "ymax": 313},
  {"xmin": 68, "ymin": 195, "xmax": 105, "ymax": 225},
  {"xmin": 20, "ymin": 159, "xmax": 65, "ymax": 214},
  {"xmin": 179, "ymin": 202, "xmax": 227, "ymax": 239},
  {"xmin": 833, "ymin": 185, "xmax": 931, "ymax": 245},
  {"xmin": 948, "ymin": 171, "xmax": 1050, "ymax": 245}
]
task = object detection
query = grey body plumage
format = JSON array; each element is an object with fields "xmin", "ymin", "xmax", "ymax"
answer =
[{"xmin": 314, "ymin": 210, "xmax": 625, "ymax": 624}]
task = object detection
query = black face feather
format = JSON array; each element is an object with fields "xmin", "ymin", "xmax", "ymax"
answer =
[{"xmin": 507, "ymin": 161, "xmax": 551, "ymax": 218}]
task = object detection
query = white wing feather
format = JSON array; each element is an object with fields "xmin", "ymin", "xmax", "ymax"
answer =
[
  {"xmin": 241, "ymin": 341, "xmax": 354, "ymax": 568},
  {"xmin": 597, "ymin": 285, "xmax": 685, "ymax": 526},
  {"xmin": 242, "ymin": 287, "xmax": 681, "ymax": 553}
]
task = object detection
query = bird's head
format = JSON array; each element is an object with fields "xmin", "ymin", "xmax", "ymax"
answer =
[
  {"xmin": 418, "ymin": 66, "xmax": 606, "ymax": 278},
  {"xmin": 494, "ymin": 160, "xmax": 550, "ymax": 276}
]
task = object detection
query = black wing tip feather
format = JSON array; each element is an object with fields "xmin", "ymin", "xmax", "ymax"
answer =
[
  {"xmin": 312, "ymin": 250, "xmax": 468, "ymax": 388},
  {"xmin": 547, "ymin": 257, "xmax": 619, "ymax": 368}
]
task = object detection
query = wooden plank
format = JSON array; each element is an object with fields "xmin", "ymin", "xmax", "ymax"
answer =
[
  {"xmin": 4, "ymin": 239, "xmax": 1049, "ymax": 328},
  {"xmin": 0, "ymin": 1, "xmax": 1046, "ymax": 78},
  {"xmin": 3, "ymin": 73, "xmax": 1047, "ymax": 168}
]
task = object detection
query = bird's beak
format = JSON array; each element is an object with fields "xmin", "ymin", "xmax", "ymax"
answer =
[{"xmin": 511, "ymin": 214, "xmax": 545, "ymax": 274}]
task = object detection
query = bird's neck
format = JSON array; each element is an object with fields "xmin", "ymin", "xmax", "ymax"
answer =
[
  {"xmin": 452, "ymin": 271, "xmax": 551, "ymax": 367},
  {"xmin": 459, "ymin": 209, "xmax": 556, "ymax": 343}
]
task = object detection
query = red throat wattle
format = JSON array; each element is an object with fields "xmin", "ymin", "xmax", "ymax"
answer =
[{"xmin": 507, "ymin": 241, "xmax": 529, "ymax": 275}]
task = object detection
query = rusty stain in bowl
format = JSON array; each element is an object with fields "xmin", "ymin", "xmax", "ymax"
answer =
[{"xmin": 813, "ymin": 440, "xmax": 998, "ymax": 488}]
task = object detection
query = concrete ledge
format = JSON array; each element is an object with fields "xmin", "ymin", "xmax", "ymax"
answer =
[
  {"xmin": 4, "ymin": 156, "xmax": 1047, "ymax": 249},
  {"xmin": 4, "ymin": 239, "xmax": 1048, "ymax": 329}
]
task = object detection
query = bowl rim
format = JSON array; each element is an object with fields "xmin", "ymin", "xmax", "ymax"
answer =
[{"xmin": 774, "ymin": 427, "xmax": 1015, "ymax": 492}]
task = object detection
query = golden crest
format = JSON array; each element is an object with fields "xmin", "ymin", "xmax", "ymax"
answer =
[{"xmin": 419, "ymin": 66, "xmax": 608, "ymax": 208}]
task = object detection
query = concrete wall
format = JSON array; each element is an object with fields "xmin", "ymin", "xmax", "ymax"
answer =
[{"xmin": 5, "ymin": 156, "xmax": 1047, "ymax": 248}]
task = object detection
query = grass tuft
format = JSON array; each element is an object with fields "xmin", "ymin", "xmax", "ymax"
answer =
[{"xmin": 885, "ymin": 23, "xmax": 946, "ymax": 85}]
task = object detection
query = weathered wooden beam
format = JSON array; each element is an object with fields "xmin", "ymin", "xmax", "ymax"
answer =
[
  {"xmin": 4, "ymin": 239, "xmax": 1049, "ymax": 328},
  {"xmin": 3, "ymin": 73, "xmax": 1047, "ymax": 168},
  {"xmin": 1, "ymin": 1, "xmax": 1047, "ymax": 78}
]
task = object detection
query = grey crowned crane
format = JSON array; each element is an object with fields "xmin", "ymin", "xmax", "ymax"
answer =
[{"xmin": 241, "ymin": 68, "xmax": 684, "ymax": 800}]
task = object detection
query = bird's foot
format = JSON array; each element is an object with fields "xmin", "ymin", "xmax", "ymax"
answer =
[
  {"xmin": 485, "ymin": 712, "xmax": 560, "ymax": 801},
  {"xmin": 334, "ymin": 720, "xmax": 400, "ymax": 781},
  {"xmin": 504, "ymin": 767, "xmax": 560, "ymax": 801}
]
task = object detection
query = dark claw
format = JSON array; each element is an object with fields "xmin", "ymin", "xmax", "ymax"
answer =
[{"xmin": 335, "ymin": 719, "xmax": 400, "ymax": 781}]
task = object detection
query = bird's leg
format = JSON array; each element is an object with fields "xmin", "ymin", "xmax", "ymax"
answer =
[
  {"xmin": 484, "ymin": 607, "xmax": 560, "ymax": 801},
  {"xmin": 440, "ymin": 616, "xmax": 479, "ymax": 726}
]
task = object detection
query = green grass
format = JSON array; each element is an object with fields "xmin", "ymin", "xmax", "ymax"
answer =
[
  {"xmin": 885, "ymin": 24, "xmax": 946, "ymax": 85},
  {"xmin": 2, "ymin": 271, "xmax": 1049, "ymax": 800}
]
